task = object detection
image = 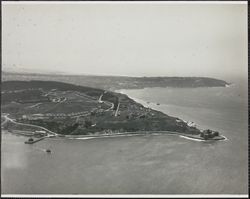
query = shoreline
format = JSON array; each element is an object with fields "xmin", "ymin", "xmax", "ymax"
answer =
[
  {"xmin": 115, "ymin": 89, "xmax": 203, "ymax": 129},
  {"xmin": 115, "ymin": 89, "xmax": 228, "ymax": 142},
  {"xmin": 2, "ymin": 87, "xmax": 228, "ymax": 144},
  {"xmin": 62, "ymin": 131, "xmax": 227, "ymax": 142},
  {"xmin": 2, "ymin": 130, "xmax": 227, "ymax": 143}
]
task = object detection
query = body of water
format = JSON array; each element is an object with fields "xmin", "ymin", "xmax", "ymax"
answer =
[{"xmin": 1, "ymin": 77, "xmax": 248, "ymax": 195}]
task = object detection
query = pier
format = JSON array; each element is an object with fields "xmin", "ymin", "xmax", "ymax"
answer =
[{"xmin": 24, "ymin": 137, "xmax": 46, "ymax": 144}]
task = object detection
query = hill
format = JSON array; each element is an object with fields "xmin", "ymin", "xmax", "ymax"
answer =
[
  {"xmin": 2, "ymin": 72, "xmax": 229, "ymax": 90},
  {"xmin": 2, "ymin": 80, "xmax": 201, "ymax": 136}
]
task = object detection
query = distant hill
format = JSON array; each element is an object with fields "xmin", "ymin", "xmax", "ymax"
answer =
[{"xmin": 2, "ymin": 71, "xmax": 229, "ymax": 90}]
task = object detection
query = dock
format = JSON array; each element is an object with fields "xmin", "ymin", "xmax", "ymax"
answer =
[{"xmin": 24, "ymin": 137, "xmax": 46, "ymax": 144}]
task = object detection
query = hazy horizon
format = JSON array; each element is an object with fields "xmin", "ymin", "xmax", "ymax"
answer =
[{"xmin": 2, "ymin": 2, "xmax": 248, "ymax": 80}]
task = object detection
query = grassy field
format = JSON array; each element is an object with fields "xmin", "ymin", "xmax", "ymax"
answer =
[{"xmin": 2, "ymin": 80, "xmax": 201, "ymax": 136}]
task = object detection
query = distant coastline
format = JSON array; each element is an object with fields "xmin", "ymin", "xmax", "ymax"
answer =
[{"xmin": 2, "ymin": 71, "xmax": 230, "ymax": 91}]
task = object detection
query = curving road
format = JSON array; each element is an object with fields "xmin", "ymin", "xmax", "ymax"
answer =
[
  {"xmin": 98, "ymin": 93, "xmax": 114, "ymax": 112},
  {"xmin": 2, "ymin": 115, "xmax": 58, "ymax": 136},
  {"xmin": 1, "ymin": 92, "xmax": 115, "ymax": 137}
]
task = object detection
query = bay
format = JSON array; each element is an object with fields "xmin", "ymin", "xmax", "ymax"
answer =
[{"xmin": 1, "ymin": 77, "xmax": 248, "ymax": 194}]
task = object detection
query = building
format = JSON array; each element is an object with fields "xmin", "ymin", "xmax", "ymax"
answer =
[{"xmin": 200, "ymin": 129, "xmax": 219, "ymax": 139}]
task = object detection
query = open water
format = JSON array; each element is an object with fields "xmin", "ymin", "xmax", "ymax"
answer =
[{"xmin": 1, "ymin": 77, "xmax": 248, "ymax": 195}]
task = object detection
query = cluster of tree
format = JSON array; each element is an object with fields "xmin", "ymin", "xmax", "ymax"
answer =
[
  {"xmin": 84, "ymin": 120, "xmax": 92, "ymax": 128},
  {"xmin": 2, "ymin": 90, "xmax": 49, "ymax": 104},
  {"xmin": 61, "ymin": 123, "xmax": 79, "ymax": 134}
]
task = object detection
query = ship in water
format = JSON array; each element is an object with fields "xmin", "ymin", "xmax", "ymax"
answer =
[{"xmin": 46, "ymin": 149, "xmax": 51, "ymax": 153}]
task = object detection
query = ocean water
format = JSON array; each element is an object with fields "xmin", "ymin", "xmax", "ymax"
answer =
[{"xmin": 1, "ymin": 77, "xmax": 248, "ymax": 195}]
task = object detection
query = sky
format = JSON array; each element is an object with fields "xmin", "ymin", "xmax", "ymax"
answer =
[{"xmin": 2, "ymin": 2, "xmax": 248, "ymax": 79}]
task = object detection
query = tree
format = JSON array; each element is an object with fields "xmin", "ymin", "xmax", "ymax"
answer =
[
  {"xmin": 61, "ymin": 123, "xmax": 79, "ymax": 134},
  {"xmin": 84, "ymin": 120, "xmax": 92, "ymax": 128}
]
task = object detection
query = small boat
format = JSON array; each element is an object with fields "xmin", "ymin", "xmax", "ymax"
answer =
[
  {"xmin": 156, "ymin": 103, "xmax": 160, "ymax": 105},
  {"xmin": 46, "ymin": 149, "xmax": 51, "ymax": 153}
]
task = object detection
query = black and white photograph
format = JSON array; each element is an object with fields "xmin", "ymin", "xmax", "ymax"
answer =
[{"xmin": 1, "ymin": 1, "xmax": 248, "ymax": 197}]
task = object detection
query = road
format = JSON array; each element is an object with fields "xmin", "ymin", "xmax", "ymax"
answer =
[
  {"xmin": 98, "ymin": 94, "xmax": 104, "ymax": 103},
  {"xmin": 26, "ymin": 103, "xmax": 42, "ymax": 109},
  {"xmin": 114, "ymin": 103, "xmax": 120, "ymax": 117},
  {"xmin": 71, "ymin": 112, "xmax": 90, "ymax": 118},
  {"xmin": 1, "ymin": 115, "xmax": 9, "ymax": 126},
  {"xmin": 1, "ymin": 120, "xmax": 8, "ymax": 126},
  {"xmin": 48, "ymin": 91, "xmax": 114, "ymax": 116},
  {"xmin": 1, "ymin": 91, "xmax": 115, "ymax": 137},
  {"xmin": 98, "ymin": 93, "xmax": 114, "ymax": 112},
  {"xmin": 75, "ymin": 92, "xmax": 97, "ymax": 101},
  {"xmin": 1, "ymin": 114, "xmax": 58, "ymax": 136}
]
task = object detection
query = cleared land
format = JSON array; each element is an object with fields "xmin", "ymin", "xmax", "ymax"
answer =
[{"xmin": 1, "ymin": 80, "xmax": 224, "ymax": 140}]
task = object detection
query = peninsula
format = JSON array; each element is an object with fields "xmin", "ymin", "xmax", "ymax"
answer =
[
  {"xmin": 2, "ymin": 71, "xmax": 230, "ymax": 90},
  {"xmin": 1, "ymin": 80, "xmax": 225, "ymax": 141}
]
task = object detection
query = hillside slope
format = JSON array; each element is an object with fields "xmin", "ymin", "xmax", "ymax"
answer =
[{"xmin": 2, "ymin": 80, "xmax": 201, "ymax": 135}]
